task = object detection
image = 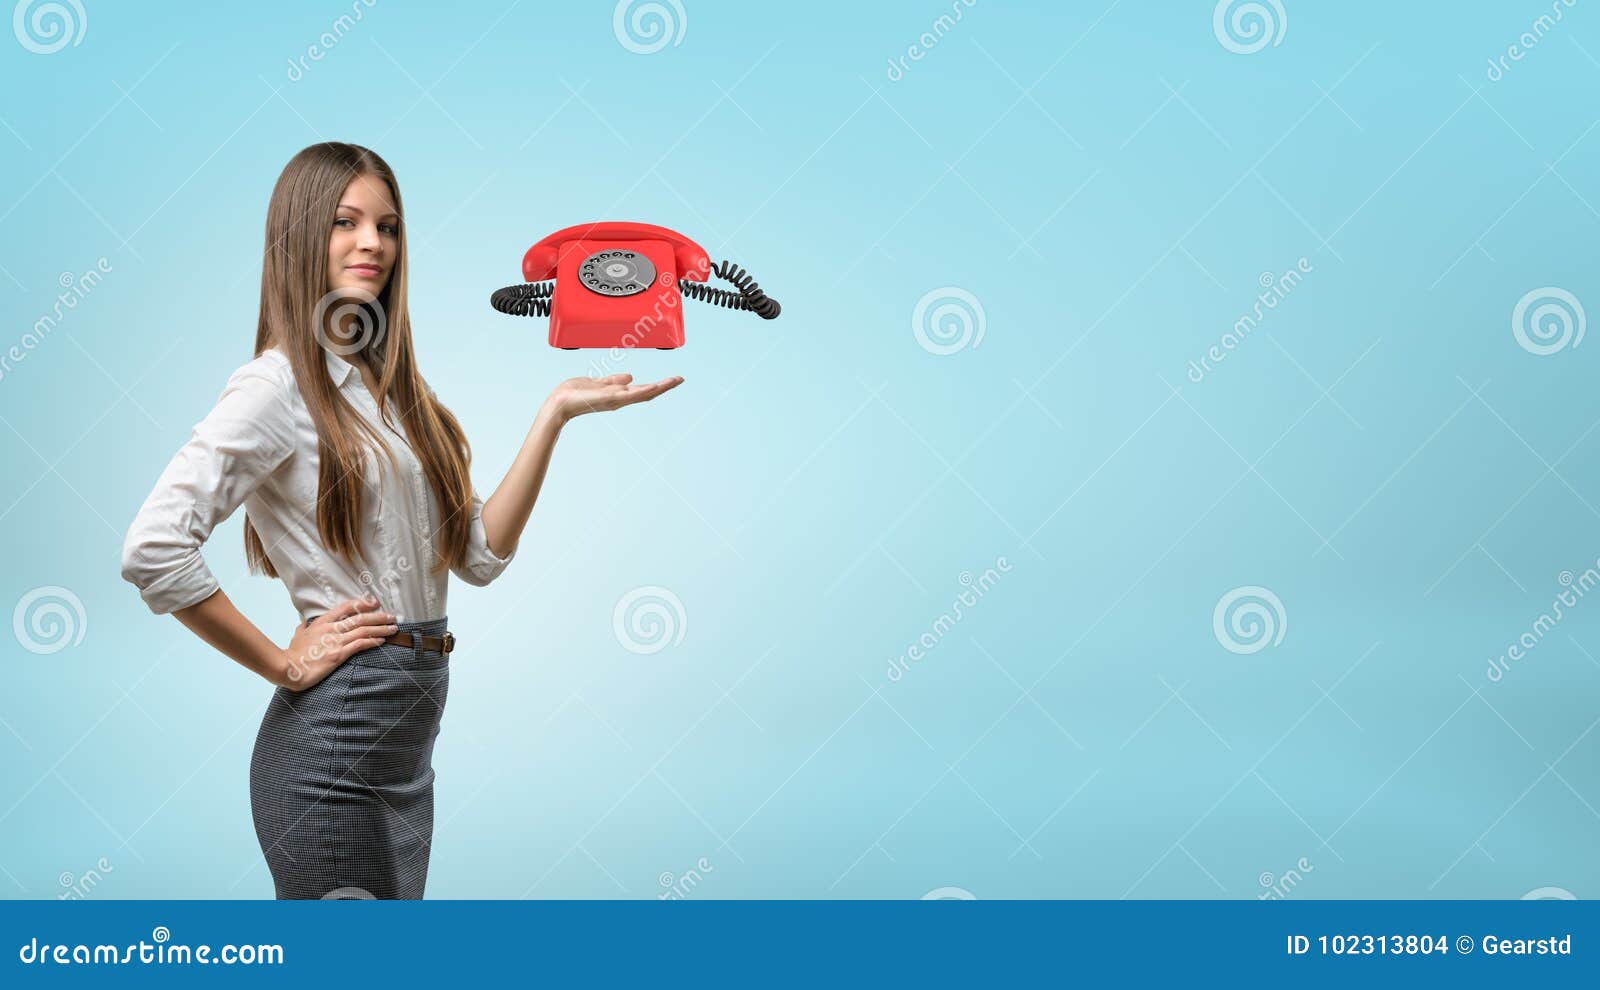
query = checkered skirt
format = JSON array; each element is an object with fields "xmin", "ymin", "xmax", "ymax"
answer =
[{"xmin": 248, "ymin": 617, "xmax": 451, "ymax": 900}]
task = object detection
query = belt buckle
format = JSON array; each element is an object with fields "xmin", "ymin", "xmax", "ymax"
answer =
[{"xmin": 441, "ymin": 631, "xmax": 455, "ymax": 654}]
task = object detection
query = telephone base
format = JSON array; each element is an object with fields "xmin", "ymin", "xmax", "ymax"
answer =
[{"xmin": 492, "ymin": 222, "xmax": 778, "ymax": 349}]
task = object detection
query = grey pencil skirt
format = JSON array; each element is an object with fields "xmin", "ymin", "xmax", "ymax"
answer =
[{"xmin": 248, "ymin": 616, "xmax": 452, "ymax": 900}]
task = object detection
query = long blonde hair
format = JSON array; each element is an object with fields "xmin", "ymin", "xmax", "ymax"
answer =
[{"xmin": 244, "ymin": 141, "xmax": 475, "ymax": 577}]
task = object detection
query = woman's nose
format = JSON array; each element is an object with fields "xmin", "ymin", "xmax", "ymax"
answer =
[{"xmin": 357, "ymin": 224, "xmax": 381, "ymax": 251}]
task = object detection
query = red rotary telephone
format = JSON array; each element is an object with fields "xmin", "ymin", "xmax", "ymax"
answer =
[{"xmin": 490, "ymin": 221, "xmax": 781, "ymax": 349}]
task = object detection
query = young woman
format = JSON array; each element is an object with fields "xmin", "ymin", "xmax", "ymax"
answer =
[{"xmin": 119, "ymin": 142, "xmax": 681, "ymax": 899}]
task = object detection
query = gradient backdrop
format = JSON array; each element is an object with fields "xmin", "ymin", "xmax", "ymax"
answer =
[{"xmin": 1, "ymin": 0, "xmax": 1598, "ymax": 900}]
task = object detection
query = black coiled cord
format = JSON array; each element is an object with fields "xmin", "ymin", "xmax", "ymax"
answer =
[
  {"xmin": 489, "ymin": 280, "xmax": 554, "ymax": 317},
  {"xmin": 676, "ymin": 260, "xmax": 781, "ymax": 319},
  {"xmin": 489, "ymin": 259, "xmax": 780, "ymax": 321}
]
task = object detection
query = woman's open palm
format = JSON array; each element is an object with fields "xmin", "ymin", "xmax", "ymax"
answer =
[{"xmin": 546, "ymin": 373, "xmax": 683, "ymax": 423}]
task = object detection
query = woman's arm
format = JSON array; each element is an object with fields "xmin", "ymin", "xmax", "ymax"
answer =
[
  {"xmin": 120, "ymin": 367, "xmax": 296, "ymax": 616},
  {"xmin": 174, "ymin": 589, "xmax": 396, "ymax": 691},
  {"xmin": 478, "ymin": 373, "xmax": 683, "ymax": 559},
  {"xmin": 121, "ymin": 358, "xmax": 394, "ymax": 690},
  {"xmin": 173, "ymin": 589, "xmax": 290, "ymax": 686},
  {"xmin": 478, "ymin": 401, "xmax": 565, "ymax": 561}
]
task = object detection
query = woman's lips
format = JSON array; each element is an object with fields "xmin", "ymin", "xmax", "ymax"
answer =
[{"xmin": 347, "ymin": 265, "xmax": 381, "ymax": 277}]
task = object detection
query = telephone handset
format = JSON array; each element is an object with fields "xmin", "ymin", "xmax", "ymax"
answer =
[{"xmin": 490, "ymin": 221, "xmax": 780, "ymax": 349}]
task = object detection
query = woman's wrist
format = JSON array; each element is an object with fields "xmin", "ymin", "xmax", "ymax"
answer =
[
  {"xmin": 536, "ymin": 398, "xmax": 570, "ymax": 432},
  {"xmin": 262, "ymin": 645, "xmax": 294, "ymax": 690}
]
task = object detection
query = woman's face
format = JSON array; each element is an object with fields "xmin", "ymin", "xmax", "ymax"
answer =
[{"xmin": 325, "ymin": 172, "xmax": 399, "ymax": 299}]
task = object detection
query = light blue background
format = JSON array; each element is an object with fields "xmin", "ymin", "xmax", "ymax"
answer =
[{"xmin": 2, "ymin": 1, "xmax": 1597, "ymax": 900}]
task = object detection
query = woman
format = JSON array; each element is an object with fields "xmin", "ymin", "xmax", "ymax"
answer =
[{"xmin": 119, "ymin": 142, "xmax": 681, "ymax": 899}]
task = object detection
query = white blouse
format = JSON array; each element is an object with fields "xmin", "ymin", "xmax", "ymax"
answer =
[{"xmin": 120, "ymin": 346, "xmax": 514, "ymax": 624}]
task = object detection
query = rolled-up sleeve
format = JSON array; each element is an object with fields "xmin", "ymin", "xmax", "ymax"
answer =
[
  {"xmin": 120, "ymin": 368, "xmax": 296, "ymax": 614},
  {"xmin": 451, "ymin": 489, "xmax": 516, "ymax": 587},
  {"xmin": 421, "ymin": 377, "xmax": 515, "ymax": 587}
]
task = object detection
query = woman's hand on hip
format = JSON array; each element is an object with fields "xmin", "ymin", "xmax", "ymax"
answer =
[
  {"xmin": 543, "ymin": 373, "xmax": 683, "ymax": 425},
  {"xmin": 278, "ymin": 596, "xmax": 397, "ymax": 692}
]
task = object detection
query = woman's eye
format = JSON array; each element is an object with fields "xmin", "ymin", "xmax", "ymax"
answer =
[{"xmin": 332, "ymin": 217, "xmax": 397, "ymax": 234}]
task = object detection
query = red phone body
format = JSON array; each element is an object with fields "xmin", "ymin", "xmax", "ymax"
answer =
[{"xmin": 522, "ymin": 222, "xmax": 711, "ymax": 349}]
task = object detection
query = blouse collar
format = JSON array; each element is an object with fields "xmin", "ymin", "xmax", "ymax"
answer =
[{"xmin": 323, "ymin": 347, "xmax": 357, "ymax": 389}]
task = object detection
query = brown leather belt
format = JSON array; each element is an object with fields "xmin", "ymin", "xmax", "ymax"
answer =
[{"xmin": 382, "ymin": 631, "xmax": 456, "ymax": 654}]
